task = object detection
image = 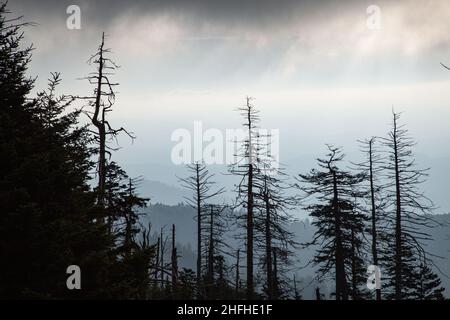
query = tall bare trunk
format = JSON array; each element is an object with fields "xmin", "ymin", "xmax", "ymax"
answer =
[
  {"xmin": 246, "ymin": 163, "xmax": 254, "ymax": 299},
  {"xmin": 207, "ymin": 206, "xmax": 214, "ymax": 290},
  {"xmin": 160, "ymin": 228, "xmax": 164, "ymax": 288},
  {"xmin": 235, "ymin": 249, "xmax": 240, "ymax": 294},
  {"xmin": 92, "ymin": 33, "xmax": 106, "ymax": 208},
  {"xmin": 368, "ymin": 139, "xmax": 381, "ymax": 300},
  {"xmin": 171, "ymin": 224, "xmax": 178, "ymax": 293},
  {"xmin": 350, "ymin": 229, "xmax": 357, "ymax": 300},
  {"xmin": 393, "ymin": 116, "xmax": 402, "ymax": 300},
  {"xmin": 195, "ymin": 164, "xmax": 202, "ymax": 297},
  {"xmin": 332, "ymin": 171, "xmax": 348, "ymax": 300},
  {"xmin": 246, "ymin": 99, "xmax": 254, "ymax": 300},
  {"xmin": 264, "ymin": 185, "xmax": 273, "ymax": 299},
  {"xmin": 154, "ymin": 237, "xmax": 160, "ymax": 288},
  {"xmin": 272, "ymin": 247, "xmax": 278, "ymax": 299}
]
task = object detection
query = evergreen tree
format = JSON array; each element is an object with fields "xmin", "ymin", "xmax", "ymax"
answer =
[
  {"xmin": 415, "ymin": 259, "xmax": 445, "ymax": 300},
  {"xmin": 254, "ymin": 161, "xmax": 297, "ymax": 299},
  {"xmin": 212, "ymin": 254, "xmax": 236, "ymax": 299},
  {"xmin": 0, "ymin": 5, "xmax": 116, "ymax": 298},
  {"xmin": 176, "ymin": 268, "xmax": 197, "ymax": 299},
  {"xmin": 202, "ymin": 204, "xmax": 230, "ymax": 299},
  {"xmin": 102, "ymin": 162, "xmax": 148, "ymax": 257},
  {"xmin": 346, "ymin": 199, "xmax": 370, "ymax": 300},
  {"xmin": 298, "ymin": 145, "xmax": 366, "ymax": 300}
]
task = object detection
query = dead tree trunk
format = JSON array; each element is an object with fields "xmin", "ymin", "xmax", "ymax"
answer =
[
  {"xmin": 195, "ymin": 164, "xmax": 202, "ymax": 297},
  {"xmin": 179, "ymin": 163, "xmax": 224, "ymax": 299},
  {"xmin": 160, "ymin": 228, "xmax": 165, "ymax": 288},
  {"xmin": 264, "ymin": 184, "xmax": 273, "ymax": 299},
  {"xmin": 154, "ymin": 237, "xmax": 160, "ymax": 288},
  {"xmin": 230, "ymin": 97, "xmax": 259, "ymax": 300},
  {"xmin": 368, "ymin": 138, "xmax": 382, "ymax": 300},
  {"xmin": 316, "ymin": 287, "xmax": 322, "ymax": 300},
  {"xmin": 123, "ymin": 178, "xmax": 133, "ymax": 257},
  {"xmin": 293, "ymin": 275, "xmax": 300, "ymax": 300},
  {"xmin": 235, "ymin": 249, "xmax": 240, "ymax": 294},
  {"xmin": 84, "ymin": 32, "xmax": 134, "ymax": 217},
  {"xmin": 92, "ymin": 34, "xmax": 106, "ymax": 207},
  {"xmin": 207, "ymin": 206, "xmax": 214, "ymax": 289},
  {"xmin": 350, "ymin": 229, "xmax": 358, "ymax": 300},
  {"xmin": 393, "ymin": 114, "xmax": 402, "ymax": 300},
  {"xmin": 332, "ymin": 170, "xmax": 348, "ymax": 300},
  {"xmin": 171, "ymin": 224, "xmax": 178, "ymax": 292},
  {"xmin": 272, "ymin": 247, "xmax": 279, "ymax": 299},
  {"xmin": 246, "ymin": 98, "xmax": 255, "ymax": 300}
]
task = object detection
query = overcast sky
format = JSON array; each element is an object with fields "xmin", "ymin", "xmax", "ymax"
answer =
[{"xmin": 8, "ymin": 0, "xmax": 450, "ymax": 188}]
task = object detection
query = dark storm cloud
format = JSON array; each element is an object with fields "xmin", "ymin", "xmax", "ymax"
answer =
[
  {"xmin": 11, "ymin": 0, "xmax": 361, "ymax": 29},
  {"xmin": 9, "ymin": 0, "xmax": 450, "ymax": 88}
]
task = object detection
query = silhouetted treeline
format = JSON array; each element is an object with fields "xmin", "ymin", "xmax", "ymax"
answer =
[
  {"xmin": 0, "ymin": 3, "xmax": 153, "ymax": 299},
  {"xmin": 0, "ymin": 3, "xmax": 446, "ymax": 300}
]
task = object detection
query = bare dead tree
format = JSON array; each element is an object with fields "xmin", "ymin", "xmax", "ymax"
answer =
[
  {"xmin": 293, "ymin": 275, "xmax": 301, "ymax": 300},
  {"xmin": 139, "ymin": 222, "xmax": 152, "ymax": 249},
  {"xmin": 154, "ymin": 237, "xmax": 160, "ymax": 288},
  {"xmin": 235, "ymin": 249, "xmax": 241, "ymax": 294},
  {"xmin": 229, "ymin": 96, "xmax": 260, "ymax": 299},
  {"xmin": 440, "ymin": 62, "xmax": 450, "ymax": 70},
  {"xmin": 352, "ymin": 137, "xmax": 386, "ymax": 300},
  {"xmin": 160, "ymin": 227, "xmax": 167, "ymax": 288},
  {"xmin": 179, "ymin": 163, "xmax": 224, "ymax": 298},
  {"xmin": 316, "ymin": 287, "xmax": 322, "ymax": 300},
  {"xmin": 381, "ymin": 111, "xmax": 439, "ymax": 300},
  {"xmin": 171, "ymin": 224, "xmax": 178, "ymax": 292},
  {"xmin": 81, "ymin": 33, "xmax": 134, "ymax": 209}
]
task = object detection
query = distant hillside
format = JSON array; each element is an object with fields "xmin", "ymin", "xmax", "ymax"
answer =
[
  {"xmin": 138, "ymin": 180, "xmax": 190, "ymax": 205},
  {"xmin": 140, "ymin": 203, "xmax": 450, "ymax": 299},
  {"xmin": 133, "ymin": 155, "xmax": 450, "ymax": 219}
]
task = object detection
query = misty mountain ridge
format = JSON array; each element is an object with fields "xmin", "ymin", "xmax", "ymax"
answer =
[
  {"xmin": 134, "ymin": 154, "xmax": 450, "ymax": 216},
  {"xmin": 139, "ymin": 203, "xmax": 450, "ymax": 299}
]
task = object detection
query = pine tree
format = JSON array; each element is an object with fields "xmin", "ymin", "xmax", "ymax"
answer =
[
  {"xmin": 103, "ymin": 164, "xmax": 148, "ymax": 258},
  {"xmin": 176, "ymin": 268, "xmax": 197, "ymax": 299},
  {"xmin": 254, "ymin": 161, "xmax": 297, "ymax": 299},
  {"xmin": 298, "ymin": 145, "xmax": 366, "ymax": 300},
  {"xmin": 0, "ymin": 4, "xmax": 116, "ymax": 297},
  {"xmin": 346, "ymin": 199, "xmax": 370, "ymax": 300},
  {"xmin": 415, "ymin": 258, "xmax": 445, "ymax": 300},
  {"xmin": 203, "ymin": 204, "xmax": 230, "ymax": 299}
]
